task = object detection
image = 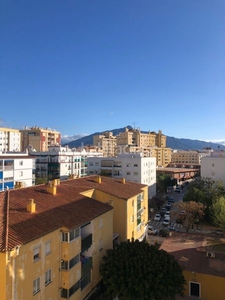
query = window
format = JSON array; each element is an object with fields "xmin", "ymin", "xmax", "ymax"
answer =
[
  {"xmin": 45, "ymin": 241, "xmax": 51, "ymax": 255},
  {"xmin": 126, "ymin": 163, "xmax": 130, "ymax": 167},
  {"xmin": 33, "ymin": 277, "xmax": 40, "ymax": 295},
  {"xmin": 189, "ymin": 282, "xmax": 200, "ymax": 298},
  {"xmin": 62, "ymin": 232, "xmax": 68, "ymax": 242},
  {"xmin": 33, "ymin": 247, "xmax": 40, "ymax": 262},
  {"xmin": 69, "ymin": 280, "xmax": 80, "ymax": 297},
  {"xmin": 131, "ymin": 215, "xmax": 134, "ymax": 222},
  {"xmin": 45, "ymin": 269, "xmax": 52, "ymax": 286},
  {"xmin": 19, "ymin": 161, "xmax": 23, "ymax": 166},
  {"xmin": 89, "ymin": 162, "xmax": 93, "ymax": 166},
  {"xmin": 99, "ymin": 239, "xmax": 103, "ymax": 251},
  {"xmin": 134, "ymin": 172, "xmax": 138, "ymax": 176},
  {"xmin": 69, "ymin": 228, "xmax": 79, "ymax": 241},
  {"xmin": 212, "ymin": 163, "xmax": 214, "ymax": 167},
  {"xmin": 134, "ymin": 164, "xmax": 138, "ymax": 167},
  {"xmin": 126, "ymin": 171, "xmax": 131, "ymax": 175},
  {"xmin": 19, "ymin": 171, "xmax": 23, "ymax": 177},
  {"xmin": 69, "ymin": 254, "xmax": 80, "ymax": 269},
  {"xmin": 80, "ymin": 270, "xmax": 91, "ymax": 290}
]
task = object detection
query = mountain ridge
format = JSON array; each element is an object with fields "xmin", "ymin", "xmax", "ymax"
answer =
[{"xmin": 63, "ymin": 126, "xmax": 225, "ymax": 151}]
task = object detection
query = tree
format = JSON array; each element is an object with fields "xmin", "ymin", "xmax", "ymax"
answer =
[
  {"xmin": 156, "ymin": 173, "xmax": 177, "ymax": 193},
  {"xmin": 151, "ymin": 194, "xmax": 165, "ymax": 211},
  {"xmin": 100, "ymin": 239, "xmax": 186, "ymax": 300},
  {"xmin": 211, "ymin": 196, "xmax": 225, "ymax": 229},
  {"xmin": 173, "ymin": 201, "xmax": 204, "ymax": 232},
  {"xmin": 183, "ymin": 177, "xmax": 224, "ymax": 221}
]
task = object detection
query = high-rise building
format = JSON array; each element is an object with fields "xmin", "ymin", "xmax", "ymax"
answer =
[
  {"xmin": 0, "ymin": 127, "xmax": 21, "ymax": 152},
  {"xmin": 93, "ymin": 131, "xmax": 117, "ymax": 156},
  {"xmin": 20, "ymin": 126, "xmax": 61, "ymax": 152}
]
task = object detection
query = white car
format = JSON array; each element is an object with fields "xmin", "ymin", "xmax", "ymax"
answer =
[
  {"xmin": 154, "ymin": 214, "xmax": 161, "ymax": 222},
  {"xmin": 164, "ymin": 211, "xmax": 170, "ymax": 218},
  {"xmin": 163, "ymin": 218, "xmax": 170, "ymax": 226},
  {"xmin": 148, "ymin": 225, "xmax": 157, "ymax": 235}
]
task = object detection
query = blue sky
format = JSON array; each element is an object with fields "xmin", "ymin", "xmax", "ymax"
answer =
[{"xmin": 1, "ymin": 0, "xmax": 225, "ymax": 142}]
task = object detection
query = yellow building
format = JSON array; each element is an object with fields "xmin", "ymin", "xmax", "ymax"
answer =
[
  {"xmin": 20, "ymin": 126, "xmax": 61, "ymax": 151},
  {"xmin": 93, "ymin": 132, "xmax": 117, "ymax": 156},
  {"xmin": 116, "ymin": 127, "xmax": 166, "ymax": 148},
  {"xmin": 171, "ymin": 150, "xmax": 202, "ymax": 166},
  {"xmin": 160, "ymin": 232, "xmax": 225, "ymax": 300},
  {"xmin": 87, "ymin": 176, "xmax": 149, "ymax": 242},
  {"xmin": 0, "ymin": 175, "xmax": 148, "ymax": 300}
]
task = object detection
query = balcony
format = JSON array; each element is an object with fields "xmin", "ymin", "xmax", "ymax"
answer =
[
  {"xmin": 81, "ymin": 257, "xmax": 92, "ymax": 276},
  {"xmin": 81, "ymin": 234, "xmax": 92, "ymax": 252}
]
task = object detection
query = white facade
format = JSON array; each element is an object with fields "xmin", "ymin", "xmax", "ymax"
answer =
[
  {"xmin": 30, "ymin": 144, "xmax": 103, "ymax": 181},
  {"xmin": 201, "ymin": 151, "xmax": 225, "ymax": 186},
  {"xmin": 87, "ymin": 153, "xmax": 157, "ymax": 198},
  {"xmin": 0, "ymin": 128, "xmax": 21, "ymax": 152},
  {"xmin": 0, "ymin": 153, "xmax": 35, "ymax": 191}
]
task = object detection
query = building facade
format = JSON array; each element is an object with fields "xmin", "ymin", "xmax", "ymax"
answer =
[
  {"xmin": 201, "ymin": 151, "xmax": 225, "ymax": 186},
  {"xmin": 93, "ymin": 131, "xmax": 117, "ymax": 157},
  {"xmin": 171, "ymin": 150, "xmax": 210, "ymax": 167},
  {"xmin": 0, "ymin": 152, "xmax": 35, "ymax": 191},
  {"xmin": 30, "ymin": 145, "xmax": 103, "ymax": 181},
  {"xmin": 20, "ymin": 126, "xmax": 61, "ymax": 152},
  {"xmin": 0, "ymin": 127, "xmax": 21, "ymax": 152},
  {"xmin": 0, "ymin": 175, "xmax": 148, "ymax": 300},
  {"xmin": 87, "ymin": 153, "xmax": 156, "ymax": 198}
]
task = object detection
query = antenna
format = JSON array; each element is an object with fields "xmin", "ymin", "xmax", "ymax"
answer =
[{"xmin": 133, "ymin": 122, "xmax": 136, "ymax": 129}]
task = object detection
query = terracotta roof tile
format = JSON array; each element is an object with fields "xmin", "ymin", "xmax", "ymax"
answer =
[
  {"xmin": 160, "ymin": 232, "xmax": 225, "ymax": 277},
  {"xmin": 0, "ymin": 176, "xmax": 146, "ymax": 251}
]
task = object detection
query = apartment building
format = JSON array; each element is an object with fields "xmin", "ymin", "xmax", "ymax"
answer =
[
  {"xmin": 20, "ymin": 126, "xmax": 61, "ymax": 151},
  {"xmin": 30, "ymin": 144, "xmax": 103, "ymax": 181},
  {"xmin": 0, "ymin": 127, "xmax": 21, "ymax": 152},
  {"xmin": 0, "ymin": 175, "xmax": 148, "ymax": 300},
  {"xmin": 116, "ymin": 127, "xmax": 166, "ymax": 148},
  {"xmin": 201, "ymin": 151, "xmax": 225, "ymax": 186},
  {"xmin": 93, "ymin": 131, "xmax": 117, "ymax": 156},
  {"xmin": 160, "ymin": 233, "xmax": 225, "ymax": 300},
  {"xmin": 116, "ymin": 145, "xmax": 172, "ymax": 168},
  {"xmin": 87, "ymin": 153, "xmax": 156, "ymax": 198},
  {"xmin": 171, "ymin": 150, "xmax": 210, "ymax": 167},
  {"xmin": 0, "ymin": 152, "xmax": 35, "ymax": 191}
]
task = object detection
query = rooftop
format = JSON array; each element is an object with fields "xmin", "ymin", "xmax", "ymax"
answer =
[
  {"xmin": 160, "ymin": 232, "xmax": 225, "ymax": 277},
  {"xmin": 0, "ymin": 176, "xmax": 146, "ymax": 252}
]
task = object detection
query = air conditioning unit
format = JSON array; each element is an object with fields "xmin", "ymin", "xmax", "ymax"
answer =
[{"xmin": 206, "ymin": 251, "xmax": 215, "ymax": 258}]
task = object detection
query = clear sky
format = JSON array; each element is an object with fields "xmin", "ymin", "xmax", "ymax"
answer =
[{"xmin": 1, "ymin": 0, "xmax": 225, "ymax": 142}]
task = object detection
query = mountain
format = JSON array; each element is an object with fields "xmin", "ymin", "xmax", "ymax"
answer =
[{"xmin": 63, "ymin": 126, "xmax": 225, "ymax": 151}]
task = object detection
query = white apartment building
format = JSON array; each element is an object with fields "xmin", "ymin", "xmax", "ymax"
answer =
[
  {"xmin": 0, "ymin": 152, "xmax": 35, "ymax": 191},
  {"xmin": 30, "ymin": 144, "xmax": 103, "ymax": 181},
  {"xmin": 87, "ymin": 153, "xmax": 156, "ymax": 198},
  {"xmin": 0, "ymin": 127, "xmax": 21, "ymax": 152},
  {"xmin": 201, "ymin": 151, "xmax": 225, "ymax": 186}
]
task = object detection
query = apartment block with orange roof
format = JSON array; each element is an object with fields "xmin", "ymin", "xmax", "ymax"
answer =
[{"xmin": 0, "ymin": 175, "xmax": 148, "ymax": 300}]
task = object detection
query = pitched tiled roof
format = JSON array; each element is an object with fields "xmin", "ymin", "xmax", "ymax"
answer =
[
  {"xmin": 0, "ymin": 176, "xmax": 146, "ymax": 251},
  {"xmin": 160, "ymin": 232, "xmax": 225, "ymax": 277}
]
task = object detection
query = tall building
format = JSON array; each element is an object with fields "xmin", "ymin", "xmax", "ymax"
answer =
[
  {"xmin": 0, "ymin": 127, "xmax": 21, "ymax": 152},
  {"xmin": 93, "ymin": 132, "xmax": 117, "ymax": 156},
  {"xmin": 116, "ymin": 127, "xmax": 166, "ymax": 148},
  {"xmin": 0, "ymin": 175, "xmax": 148, "ymax": 300},
  {"xmin": 0, "ymin": 152, "xmax": 35, "ymax": 191},
  {"xmin": 20, "ymin": 126, "xmax": 61, "ymax": 152},
  {"xmin": 30, "ymin": 144, "xmax": 103, "ymax": 181},
  {"xmin": 87, "ymin": 153, "xmax": 156, "ymax": 198}
]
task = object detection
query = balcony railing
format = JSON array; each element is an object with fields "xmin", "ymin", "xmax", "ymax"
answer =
[
  {"xmin": 81, "ymin": 257, "xmax": 92, "ymax": 276},
  {"xmin": 81, "ymin": 234, "xmax": 92, "ymax": 252}
]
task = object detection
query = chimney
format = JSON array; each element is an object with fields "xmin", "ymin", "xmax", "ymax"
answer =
[
  {"xmin": 47, "ymin": 181, "xmax": 57, "ymax": 195},
  {"xmin": 27, "ymin": 199, "xmax": 36, "ymax": 213},
  {"xmin": 15, "ymin": 182, "xmax": 24, "ymax": 189},
  {"xmin": 95, "ymin": 175, "xmax": 101, "ymax": 184},
  {"xmin": 121, "ymin": 177, "xmax": 126, "ymax": 184}
]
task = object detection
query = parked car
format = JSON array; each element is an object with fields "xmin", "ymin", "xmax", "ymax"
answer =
[
  {"xmin": 164, "ymin": 211, "xmax": 170, "ymax": 218},
  {"xmin": 214, "ymin": 230, "xmax": 224, "ymax": 237},
  {"xmin": 163, "ymin": 218, "xmax": 170, "ymax": 226},
  {"xmin": 160, "ymin": 208, "xmax": 167, "ymax": 217},
  {"xmin": 168, "ymin": 196, "xmax": 175, "ymax": 203},
  {"xmin": 159, "ymin": 228, "xmax": 171, "ymax": 237},
  {"xmin": 168, "ymin": 226, "xmax": 179, "ymax": 232},
  {"xmin": 154, "ymin": 214, "xmax": 161, "ymax": 222},
  {"xmin": 148, "ymin": 225, "xmax": 158, "ymax": 236}
]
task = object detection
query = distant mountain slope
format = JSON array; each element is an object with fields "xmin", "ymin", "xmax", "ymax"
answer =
[{"xmin": 63, "ymin": 126, "xmax": 225, "ymax": 151}]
